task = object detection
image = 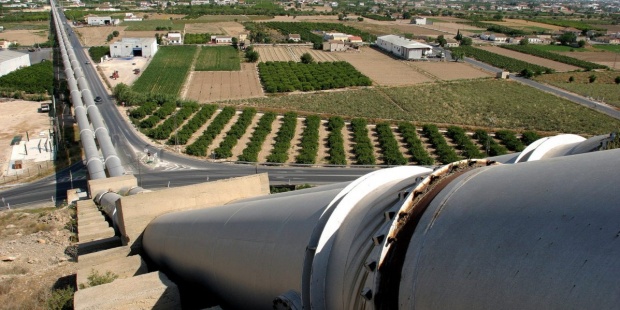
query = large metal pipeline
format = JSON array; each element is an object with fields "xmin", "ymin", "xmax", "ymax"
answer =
[
  {"xmin": 143, "ymin": 145, "xmax": 620, "ymax": 309},
  {"xmin": 51, "ymin": 1, "xmax": 124, "ymax": 178}
]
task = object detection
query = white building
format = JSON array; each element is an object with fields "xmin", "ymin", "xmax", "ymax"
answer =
[
  {"xmin": 375, "ymin": 35, "xmax": 432, "ymax": 60},
  {"xmin": 123, "ymin": 13, "xmax": 143, "ymax": 21},
  {"xmin": 166, "ymin": 32, "xmax": 183, "ymax": 45},
  {"xmin": 0, "ymin": 50, "xmax": 31, "ymax": 77},
  {"xmin": 110, "ymin": 38, "xmax": 158, "ymax": 58},
  {"xmin": 323, "ymin": 32, "xmax": 349, "ymax": 42},
  {"xmin": 86, "ymin": 15, "xmax": 119, "ymax": 26},
  {"xmin": 412, "ymin": 16, "xmax": 426, "ymax": 25},
  {"xmin": 210, "ymin": 35, "xmax": 232, "ymax": 44}
]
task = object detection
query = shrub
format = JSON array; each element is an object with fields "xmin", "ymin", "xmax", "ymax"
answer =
[
  {"xmin": 238, "ymin": 112, "xmax": 277, "ymax": 162},
  {"xmin": 520, "ymin": 131, "xmax": 541, "ymax": 146},
  {"xmin": 350, "ymin": 118, "xmax": 376, "ymax": 165},
  {"xmin": 295, "ymin": 115, "xmax": 321, "ymax": 164},
  {"xmin": 266, "ymin": 112, "xmax": 298, "ymax": 163},
  {"xmin": 446, "ymin": 126, "xmax": 483, "ymax": 159},
  {"xmin": 148, "ymin": 102, "xmax": 200, "ymax": 140},
  {"xmin": 422, "ymin": 124, "xmax": 460, "ymax": 163},
  {"xmin": 589, "ymin": 74, "xmax": 597, "ymax": 83},
  {"xmin": 79, "ymin": 270, "xmax": 118, "ymax": 289},
  {"xmin": 398, "ymin": 122, "xmax": 434, "ymax": 165},
  {"xmin": 473, "ymin": 129, "xmax": 508, "ymax": 156},
  {"xmin": 326, "ymin": 116, "xmax": 347, "ymax": 165},
  {"xmin": 214, "ymin": 108, "xmax": 257, "ymax": 159},
  {"xmin": 185, "ymin": 107, "xmax": 236, "ymax": 156},
  {"xmin": 495, "ymin": 130, "xmax": 525, "ymax": 151},
  {"xmin": 375, "ymin": 123, "xmax": 407, "ymax": 165},
  {"xmin": 168, "ymin": 104, "xmax": 217, "ymax": 145}
]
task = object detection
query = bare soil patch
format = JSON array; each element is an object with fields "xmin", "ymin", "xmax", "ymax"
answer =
[
  {"xmin": 410, "ymin": 61, "xmax": 492, "ymax": 80},
  {"xmin": 557, "ymin": 51, "xmax": 620, "ymax": 69},
  {"xmin": 335, "ymin": 47, "xmax": 432, "ymax": 86},
  {"xmin": 96, "ymin": 57, "xmax": 151, "ymax": 90},
  {"xmin": 256, "ymin": 45, "xmax": 339, "ymax": 62},
  {"xmin": 0, "ymin": 205, "xmax": 76, "ymax": 309},
  {"xmin": 316, "ymin": 120, "xmax": 329, "ymax": 164},
  {"xmin": 184, "ymin": 21, "xmax": 245, "ymax": 36},
  {"xmin": 477, "ymin": 45, "xmax": 580, "ymax": 72},
  {"xmin": 486, "ymin": 19, "xmax": 564, "ymax": 32},
  {"xmin": 74, "ymin": 26, "xmax": 166, "ymax": 47},
  {"xmin": 0, "ymin": 100, "xmax": 53, "ymax": 179},
  {"xmin": 184, "ymin": 63, "xmax": 264, "ymax": 102},
  {"xmin": 0, "ymin": 29, "xmax": 48, "ymax": 45}
]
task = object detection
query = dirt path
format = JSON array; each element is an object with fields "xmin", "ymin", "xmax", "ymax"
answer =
[
  {"xmin": 230, "ymin": 113, "xmax": 261, "ymax": 160},
  {"xmin": 316, "ymin": 120, "xmax": 329, "ymax": 164},
  {"xmin": 343, "ymin": 124, "xmax": 355, "ymax": 165},
  {"xmin": 258, "ymin": 116, "xmax": 282, "ymax": 163},
  {"xmin": 288, "ymin": 118, "xmax": 304, "ymax": 163},
  {"xmin": 208, "ymin": 112, "xmax": 241, "ymax": 158}
]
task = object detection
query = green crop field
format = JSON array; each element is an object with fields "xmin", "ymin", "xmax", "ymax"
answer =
[
  {"xmin": 593, "ymin": 45, "xmax": 620, "ymax": 53},
  {"xmin": 132, "ymin": 46, "xmax": 197, "ymax": 95},
  {"xmin": 232, "ymin": 79, "xmax": 620, "ymax": 135},
  {"xmin": 195, "ymin": 46, "xmax": 240, "ymax": 71},
  {"xmin": 122, "ymin": 19, "xmax": 185, "ymax": 31},
  {"xmin": 534, "ymin": 71, "xmax": 620, "ymax": 109}
]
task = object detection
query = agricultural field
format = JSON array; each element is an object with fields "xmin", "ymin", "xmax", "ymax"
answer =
[
  {"xmin": 476, "ymin": 45, "xmax": 580, "ymax": 72},
  {"xmin": 184, "ymin": 21, "xmax": 247, "ymax": 37},
  {"xmin": 501, "ymin": 45, "xmax": 606, "ymax": 70},
  {"xmin": 232, "ymin": 79, "xmax": 620, "ymax": 135},
  {"xmin": 486, "ymin": 19, "xmax": 563, "ymax": 32},
  {"xmin": 132, "ymin": 45, "xmax": 197, "ymax": 95},
  {"xmin": 534, "ymin": 71, "xmax": 620, "ymax": 109},
  {"xmin": 335, "ymin": 47, "xmax": 433, "ymax": 86},
  {"xmin": 73, "ymin": 26, "xmax": 168, "ymax": 47},
  {"xmin": 453, "ymin": 46, "xmax": 550, "ymax": 73},
  {"xmin": 122, "ymin": 19, "xmax": 185, "ymax": 31},
  {"xmin": 428, "ymin": 22, "xmax": 486, "ymax": 35},
  {"xmin": 556, "ymin": 51, "xmax": 620, "ymax": 69},
  {"xmin": 195, "ymin": 46, "xmax": 241, "ymax": 71},
  {"xmin": 593, "ymin": 45, "xmax": 620, "ymax": 54},
  {"xmin": 255, "ymin": 46, "xmax": 339, "ymax": 62},
  {"xmin": 408, "ymin": 62, "xmax": 492, "ymax": 81},
  {"xmin": 184, "ymin": 63, "xmax": 264, "ymax": 102},
  {"xmin": 258, "ymin": 61, "xmax": 371, "ymax": 93},
  {"xmin": 0, "ymin": 29, "xmax": 49, "ymax": 45}
]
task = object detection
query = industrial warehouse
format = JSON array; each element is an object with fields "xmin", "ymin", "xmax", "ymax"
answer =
[
  {"xmin": 375, "ymin": 34, "xmax": 433, "ymax": 60},
  {"xmin": 0, "ymin": 49, "xmax": 30, "ymax": 77},
  {"xmin": 109, "ymin": 37, "xmax": 158, "ymax": 58}
]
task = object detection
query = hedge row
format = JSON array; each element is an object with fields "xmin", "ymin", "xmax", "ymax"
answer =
[
  {"xmin": 422, "ymin": 124, "xmax": 460, "ymax": 164},
  {"xmin": 185, "ymin": 107, "xmax": 236, "ymax": 156},
  {"xmin": 375, "ymin": 123, "xmax": 407, "ymax": 165},
  {"xmin": 501, "ymin": 45, "xmax": 607, "ymax": 70},
  {"xmin": 139, "ymin": 101, "xmax": 177, "ymax": 129},
  {"xmin": 168, "ymin": 104, "xmax": 217, "ymax": 145},
  {"xmin": 266, "ymin": 112, "xmax": 298, "ymax": 163},
  {"xmin": 129, "ymin": 101, "xmax": 158, "ymax": 120},
  {"xmin": 446, "ymin": 126, "xmax": 483, "ymax": 159},
  {"xmin": 326, "ymin": 116, "xmax": 347, "ymax": 165},
  {"xmin": 295, "ymin": 115, "xmax": 321, "ymax": 164},
  {"xmin": 238, "ymin": 112, "xmax": 277, "ymax": 162},
  {"xmin": 148, "ymin": 102, "xmax": 200, "ymax": 140},
  {"xmin": 214, "ymin": 108, "xmax": 257, "ymax": 159},
  {"xmin": 350, "ymin": 118, "xmax": 376, "ymax": 165},
  {"xmin": 495, "ymin": 130, "xmax": 525, "ymax": 152},
  {"xmin": 473, "ymin": 130, "xmax": 508, "ymax": 156},
  {"xmin": 398, "ymin": 123, "xmax": 434, "ymax": 165}
]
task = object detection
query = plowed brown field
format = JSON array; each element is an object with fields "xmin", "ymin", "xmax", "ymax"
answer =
[{"xmin": 184, "ymin": 63, "xmax": 264, "ymax": 102}]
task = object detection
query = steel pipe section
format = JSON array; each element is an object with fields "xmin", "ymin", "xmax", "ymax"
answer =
[
  {"xmin": 51, "ymin": 10, "xmax": 105, "ymax": 179},
  {"xmin": 144, "ymin": 149, "xmax": 620, "ymax": 309},
  {"xmin": 51, "ymin": 2, "xmax": 124, "ymax": 178}
]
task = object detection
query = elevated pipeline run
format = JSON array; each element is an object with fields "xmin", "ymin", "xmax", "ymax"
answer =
[
  {"xmin": 143, "ymin": 148, "xmax": 620, "ymax": 309},
  {"xmin": 50, "ymin": 0, "xmax": 124, "ymax": 179}
]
